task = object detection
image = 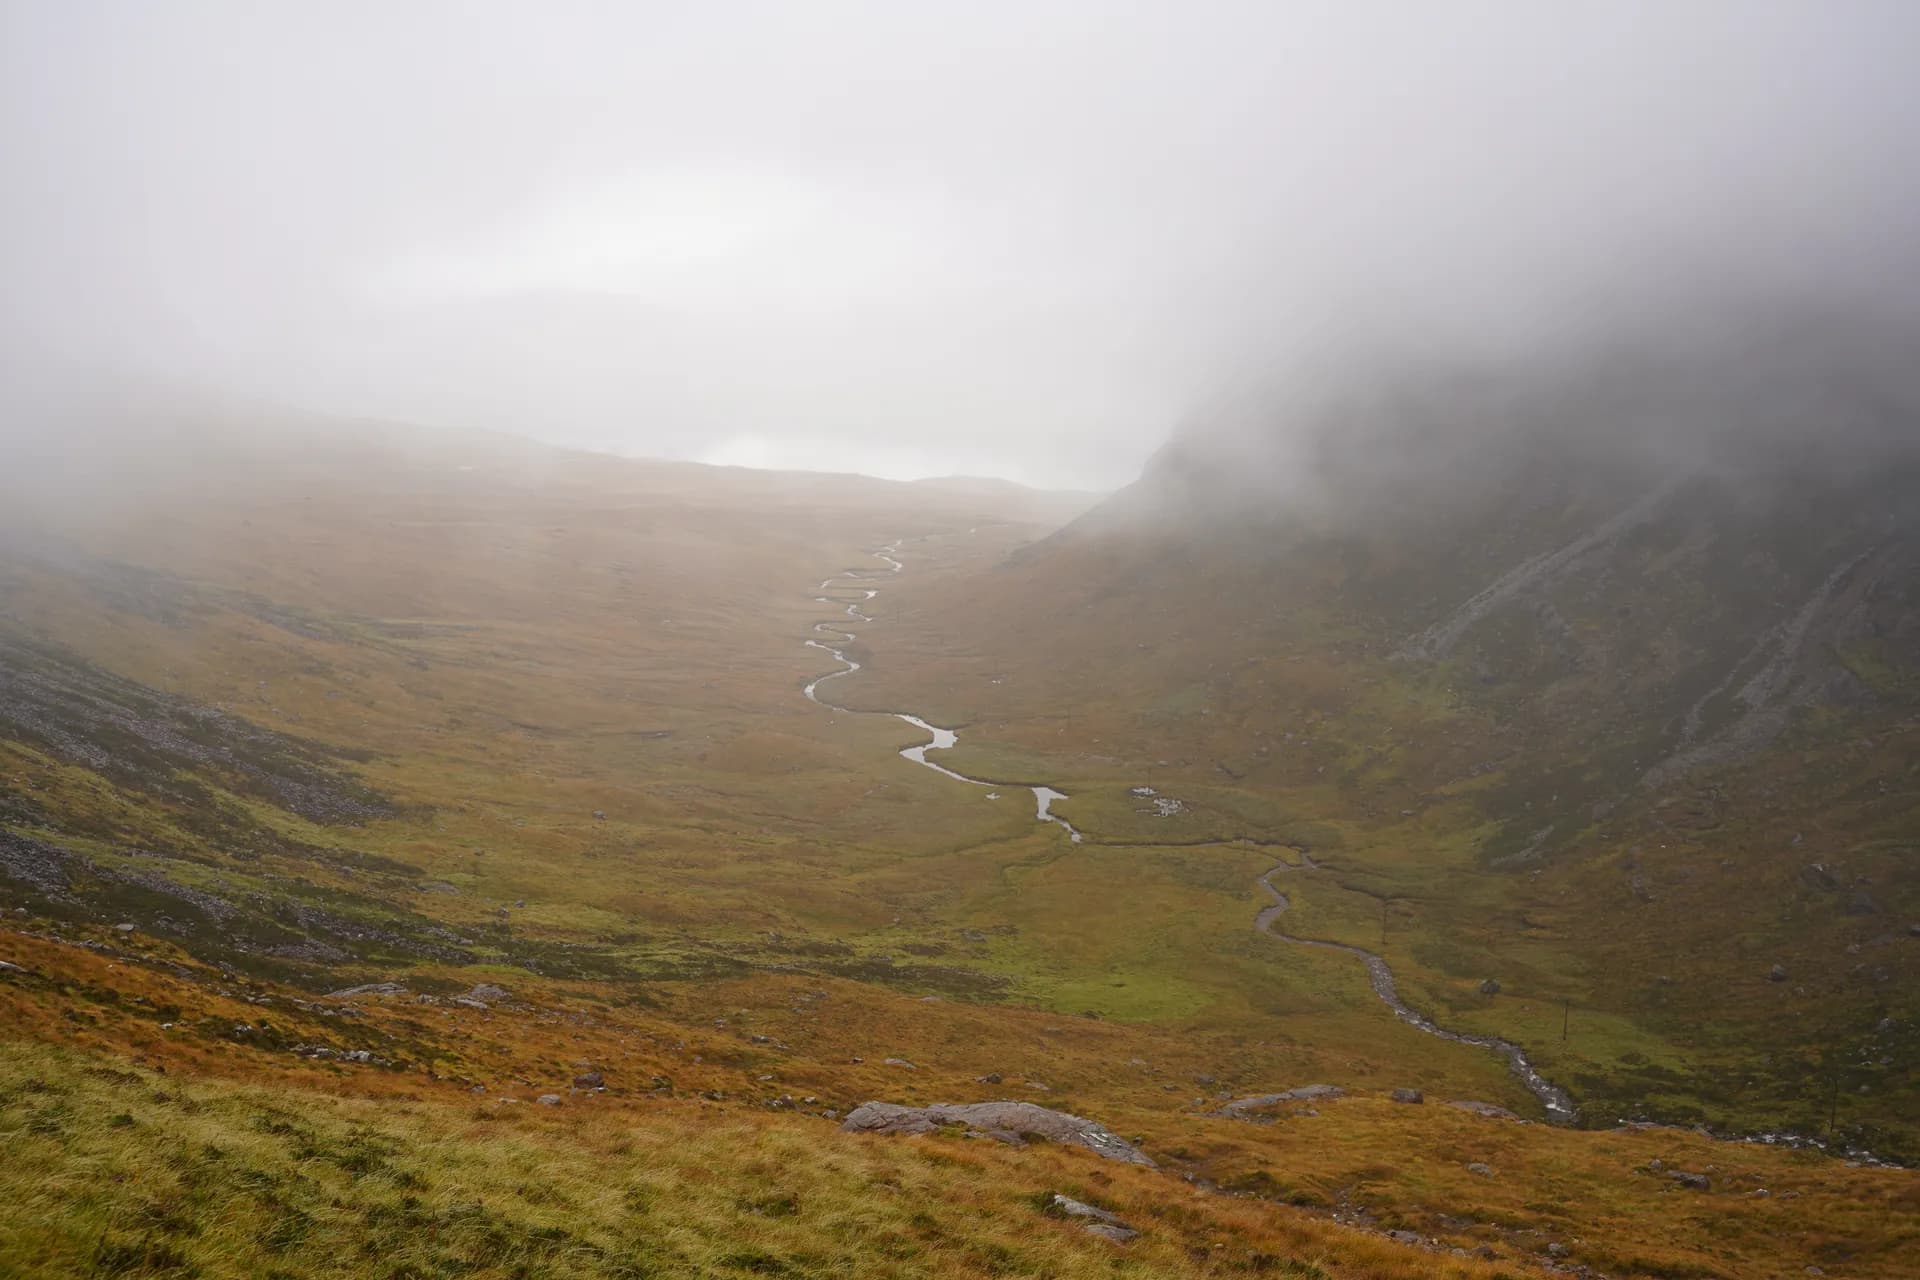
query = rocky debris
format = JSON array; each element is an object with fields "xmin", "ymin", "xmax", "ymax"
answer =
[
  {"xmin": 1547, "ymin": 1242, "xmax": 1570, "ymax": 1258},
  {"xmin": 536, "ymin": 1094, "xmax": 562, "ymax": 1106},
  {"xmin": 840, "ymin": 1101, "xmax": 1155, "ymax": 1166},
  {"xmin": 0, "ymin": 632, "xmax": 390, "ymax": 825},
  {"xmin": 573, "ymin": 1071, "xmax": 604, "ymax": 1090},
  {"xmin": 1478, "ymin": 978, "xmax": 1501, "ymax": 996},
  {"xmin": 1048, "ymin": 1194, "xmax": 1137, "ymax": 1242},
  {"xmin": 1390, "ymin": 1088, "xmax": 1425, "ymax": 1104},
  {"xmin": 1768, "ymin": 964, "xmax": 1790, "ymax": 982},
  {"xmin": 293, "ymin": 1045, "xmax": 381, "ymax": 1064},
  {"xmin": 1217, "ymin": 1084, "xmax": 1345, "ymax": 1119},
  {"xmin": 1667, "ymin": 1170, "xmax": 1710, "ymax": 1190},
  {"xmin": 461, "ymin": 983, "xmax": 510, "ymax": 1004},
  {"xmin": 1447, "ymin": 1100, "xmax": 1521, "ymax": 1121},
  {"xmin": 1466, "ymin": 1162, "xmax": 1494, "ymax": 1177},
  {"xmin": 326, "ymin": 981, "xmax": 409, "ymax": 999}
]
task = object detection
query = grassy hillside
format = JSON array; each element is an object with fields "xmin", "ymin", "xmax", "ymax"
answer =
[
  {"xmin": 847, "ymin": 431, "xmax": 1920, "ymax": 1159},
  {"xmin": 1, "ymin": 410, "xmax": 1915, "ymax": 1277}
]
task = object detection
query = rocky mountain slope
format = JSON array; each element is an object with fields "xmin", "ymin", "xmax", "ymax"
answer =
[{"xmin": 849, "ymin": 319, "xmax": 1920, "ymax": 1155}]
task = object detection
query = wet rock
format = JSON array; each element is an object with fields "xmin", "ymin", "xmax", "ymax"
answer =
[
  {"xmin": 1447, "ymin": 1100, "xmax": 1521, "ymax": 1120},
  {"xmin": 1478, "ymin": 978, "xmax": 1501, "ymax": 996},
  {"xmin": 1217, "ymin": 1084, "xmax": 1345, "ymax": 1119},
  {"xmin": 840, "ymin": 1101, "xmax": 1154, "ymax": 1166},
  {"xmin": 1768, "ymin": 964, "xmax": 1789, "ymax": 982},
  {"xmin": 1390, "ymin": 1088, "xmax": 1425, "ymax": 1104}
]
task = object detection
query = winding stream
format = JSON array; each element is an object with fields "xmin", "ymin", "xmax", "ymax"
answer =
[
  {"xmin": 803, "ymin": 539, "xmax": 1579, "ymax": 1122},
  {"xmin": 803, "ymin": 542, "xmax": 1081, "ymax": 841},
  {"xmin": 1256, "ymin": 861, "xmax": 1577, "ymax": 1121}
]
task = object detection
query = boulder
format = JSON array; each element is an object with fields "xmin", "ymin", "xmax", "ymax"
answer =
[
  {"xmin": 1051, "ymin": 1194, "xmax": 1122, "ymax": 1223},
  {"xmin": 465, "ymin": 983, "xmax": 511, "ymax": 1003},
  {"xmin": 1667, "ymin": 1170, "xmax": 1710, "ymax": 1191},
  {"xmin": 1466, "ymin": 1162, "xmax": 1494, "ymax": 1177},
  {"xmin": 536, "ymin": 1094, "xmax": 562, "ymax": 1106},
  {"xmin": 1390, "ymin": 1088, "xmax": 1425, "ymax": 1104},
  {"xmin": 1478, "ymin": 978, "xmax": 1501, "ymax": 996},
  {"xmin": 573, "ymin": 1071, "xmax": 605, "ymax": 1090},
  {"xmin": 1082, "ymin": 1223, "xmax": 1138, "ymax": 1243},
  {"xmin": 1768, "ymin": 964, "xmax": 1789, "ymax": 982},
  {"xmin": 840, "ymin": 1101, "xmax": 1155, "ymax": 1166}
]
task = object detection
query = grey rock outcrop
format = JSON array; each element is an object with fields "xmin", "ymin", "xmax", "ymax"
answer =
[
  {"xmin": 1049, "ymin": 1194, "xmax": 1138, "ymax": 1242},
  {"xmin": 1217, "ymin": 1084, "xmax": 1345, "ymax": 1119},
  {"xmin": 840, "ymin": 1101, "xmax": 1154, "ymax": 1166}
]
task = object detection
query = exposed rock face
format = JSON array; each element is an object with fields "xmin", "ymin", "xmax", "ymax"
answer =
[
  {"xmin": 1217, "ymin": 1084, "xmax": 1345, "ymax": 1119},
  {"xmin": 839, "ymin": 1101, "xmax": 1155, "ymax": 1166}
]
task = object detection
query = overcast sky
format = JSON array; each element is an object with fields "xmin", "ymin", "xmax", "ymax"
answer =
[{"xmin": 4, "ymin": 2, "xmax": 1918, "ymax": 489}]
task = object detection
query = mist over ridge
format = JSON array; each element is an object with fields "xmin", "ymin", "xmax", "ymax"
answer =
[{"xmin": 5, "ymin": 2, "xmax": 1920, "ymax": 488}]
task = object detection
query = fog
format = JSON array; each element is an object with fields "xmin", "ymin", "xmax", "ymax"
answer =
[{"xmin": 4, "ymin": 2, "xmax": 1919, "ymax": 490}]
